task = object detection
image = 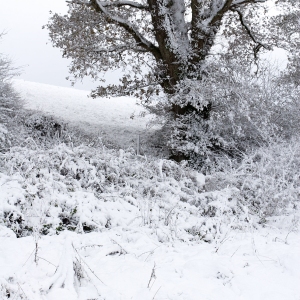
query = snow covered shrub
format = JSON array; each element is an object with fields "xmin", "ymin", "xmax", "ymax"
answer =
[
  {"xmin": 17, "ymin": 110, "xmax": 107, "ymax": 151},
  {"xmin": 1, "ymin": 136, "xmax": 297, "ymax": 240},
  {"xmin": 0, "ymin": 124, "xmax": 8, "ymax": 147},
  {"xmin": 209, "ymin": 139, "xmax": 300, "ymax": 219},
  {"xmin": 0, "ymin": 143, "xmax": 208, "ymax": 238},
  {"xmin": 0, "ymin": 36, "xmax": 23, "ymax": 151},
  {"xmin": 0, "ymin": 281, "xmax": 15, "ymax": 300},
  {"xmin": 0, "ymin": 65, "xmax": 21, "ymax": 123},
  {"xmin": 24, "ymin": 112, "xmax": 64, "ymax": 140},
  {"xmin": 160, "ymin": 61, "xmax": 300, "ymax": 167},
  {"xmin": 186, "ymin": 187, "xmax": 244, "ymax": 242}
]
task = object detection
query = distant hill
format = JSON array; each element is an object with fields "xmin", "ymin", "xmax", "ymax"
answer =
[{"xmin": 13, "ymin": 79, "xmax": 153, "ymax": 149}]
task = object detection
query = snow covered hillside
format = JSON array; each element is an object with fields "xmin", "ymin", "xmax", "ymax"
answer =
[
  {"xmin": 0, "ymin": 80, "xmax": 300, "ymax": 300},
  {"xmin": 13, "ymin": 79, "xmax": 153, "ymax": 149}
]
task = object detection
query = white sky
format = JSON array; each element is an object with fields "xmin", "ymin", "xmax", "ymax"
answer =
[{"xmin": 0, "ymin": 0, "xmax": 101, "ymax": 90}]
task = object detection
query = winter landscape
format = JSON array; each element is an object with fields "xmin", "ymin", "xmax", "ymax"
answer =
[{"xmin": 1, "ymin": 0, "xmax": 300, "ymax": 299}]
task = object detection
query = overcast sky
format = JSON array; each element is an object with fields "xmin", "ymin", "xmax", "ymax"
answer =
[{"xmin": 0, "ymin": 0, "xmax": 101, "ymax": 90}]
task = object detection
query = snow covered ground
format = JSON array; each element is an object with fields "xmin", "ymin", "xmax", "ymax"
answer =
[
  {"xmin": 0, "ymin": 80, "xmax": 300, "ymax": 300},
  {"xmin": 13, "ymin": 79, "xmax": 154, "ymax": 149},
  {"xmin": 1, "ymin": 226, "xmax": 299, "ymax": 300}
]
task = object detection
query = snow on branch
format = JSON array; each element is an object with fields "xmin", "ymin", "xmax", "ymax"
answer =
[
  {"xmin": 67, "ymin": 0, "xmax": 148, "ymax": 10},
  {"xmin": 94, "ymin": 0, "xmax": 161, "ymax": 59},
  {"xmin": 232, "ymin": 0, "xmax": 267, "ymax": 5},
  {"xmin": 209, "ymin": 0, "xmax": 234, "ymax": 25},
  {"xmin": 97, "ymin": 0, "xmax": 149, "ymax": 10},
  {"xmin": 231, "ymin": 7, "xmax": 271, "ymax": 60},
  {"xmin": 66, "ymin": 0, "xmax": 91, "ymax": 5},
  {"xmin": 93, "ymin": 45, "xmax": 149, "ymax": 53},
  {"xmin": 67, "ymin": 42, "xmax": 149, "ymax": 54}
]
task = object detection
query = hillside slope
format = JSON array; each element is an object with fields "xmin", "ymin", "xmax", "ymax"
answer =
[{"xmin": 13, "ymin": 79, "xmax": 154, "ymax": 149}]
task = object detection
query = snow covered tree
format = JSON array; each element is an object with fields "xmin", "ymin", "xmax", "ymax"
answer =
[
  {"xmin": 0, "ymin": 51, "xmax": 19, "ymax": 122},
  {"xmin": 46, "ymin": 0, "xmax": 298, "ymax": 161},
  {"xmin": 0, "ymin": 33, "xmax": 22, "ymax": 150},
  {"xmin": 46, "ymin": 0, "xmax": 279, "ymax": 104}
]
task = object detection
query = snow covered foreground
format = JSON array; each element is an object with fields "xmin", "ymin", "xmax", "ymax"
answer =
[
  {"xmin": 13, "ymin": 79, "xmax": 153, "ymax": 149},
  {"xmin": 1, "ymin": 226, "xmax": 300, "ymax": 300},
  {"xmin": 0, "ymin": 80, "xmax": 299, "ymax": 300}
]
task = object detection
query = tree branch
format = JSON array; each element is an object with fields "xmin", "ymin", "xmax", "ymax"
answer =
[
  {"xmin": 92, "ymin": 0, "xmax": 161, "ymax": 60},
  {"xmin": 94, "ymin": 45, "xmax": 149, "ymax": 53},
  {"xmin": 232, "ymin": 0, "xmax": 267, "ymax": 5},
  {"xmin": 98, "ymin": 0, "xmax": 149, "ymax": 10},
  {"xmin": 231, "ymin": 7, "xmax": 271, "ymax": 60},
  {"xmin": 67, "ymin": 44, "xmax": 149, "ymax": 54},
  {"xmin": 67, "ymin": 0, "xmax": 148, "ymax": 9},
  {"xmin": 209, "ymin": 0, "xmax": 234, "ymax": 26},
  {"xmin": 208, "ymin": 0, "xmax": 268, "ymax": 26}
]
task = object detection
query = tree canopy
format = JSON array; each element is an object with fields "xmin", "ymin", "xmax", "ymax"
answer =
[{"xmin": 46, "ymin": 0, "xmax": 295, "ymax": 99}]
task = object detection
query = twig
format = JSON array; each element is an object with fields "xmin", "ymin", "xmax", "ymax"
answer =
[
  {"xmin": 37, "ymin": 256, "xmax": 57, "ymax": 268},
  {"xmin": 152, "ymin": 286, "xmax": 161, "ymax": 299},
  {"xmin": 72, "ymin": 243, "xmax": 106, "ymax": 285},
  {"xmin": 22, "ymin": 248, "xmax": 36, "ymax": 267},
  {"xmin": 16, "ymin": 283, "xmax": 28, "ymax": 300},
  {"xmin": 137, "ymin": 134, "xmax": 140, "ymax": 155},
  {"xmin": 79, "ymin": 244, "xmax": 103, "ymax": 250},
  {"xmin": 34, "ymin": 241, "xmax": 39, "ymax": 264},
  {"xmin": 230, "ymin": 246, "xmax": 240, "ymax": 258},
  {"xmin": 111, "ymin": 239, "xmax": 128, "ymax": 255},
  {"xmin": 164, "ymin": 203, "xmax": 178, "ymax": 226},
  {"xmin": 147, "ymin": 263, "xmax": 156, "ymax": 288},
  {"xmin": 137, "ymin": 246, "xmax": 159, "ymax": 258}
]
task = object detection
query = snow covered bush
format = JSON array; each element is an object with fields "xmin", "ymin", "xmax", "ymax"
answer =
[
  {"xmin": 1, "ymin": 138, "xmax": 298, "ymax": 242},
  {"xmin": 24, "ymin": 112, "xmax": 64, "ymax": 140},
  {"xmin": 14, "ymin": 110, "xmax": 103, "ymax": 151},
  {"xmin": 0, "ymin": 143, "xmax": 209, "ymax": 238},
  {"xmin": 163, "ymin": 61, "xmax": 300, "ymax": 167},
  {"xmin": 0, "ymin": 124, "xmax": 8, "ymax": 148},
  {"xmin": 207, "ymin": 139, "xmax": 300, "ymax": 220}
]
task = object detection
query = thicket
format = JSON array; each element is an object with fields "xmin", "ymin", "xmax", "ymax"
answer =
[
  {"xmin": 1, "ymin": 135, "xmax": 299, "ymax": 242},
  {"xmin": 146, "ymin": 60, "xmax": 300, "ymax": 169}
]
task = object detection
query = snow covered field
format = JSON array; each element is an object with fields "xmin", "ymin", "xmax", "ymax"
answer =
[
  {"xmin": 13, "ymin": 79, "xmax": 153, "ymax": 149},
  {"xmin": 0, "ymin": 80, "xmax": 300, "ymax": 300}
]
